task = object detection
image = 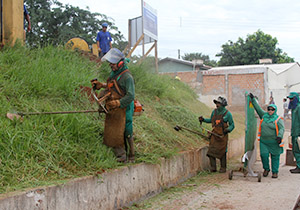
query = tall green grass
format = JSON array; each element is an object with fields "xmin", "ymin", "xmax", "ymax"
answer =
[{"xmin": 0, "ymin": 45, "xmax": 244, "ymax": 194}]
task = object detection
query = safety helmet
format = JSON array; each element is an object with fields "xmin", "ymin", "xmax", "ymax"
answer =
[
  {"xmin": 102, "ymin": 22, "xmax": 108, "ymax": 27},
  {"xmin": 101, "ymin": 48, "xmax": 125, "ymax": 64},
  {"xmin": 213, "ymin": 96, "xmax": 228, "ymax": 106}
]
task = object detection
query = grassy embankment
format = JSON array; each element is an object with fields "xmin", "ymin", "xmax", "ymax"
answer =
[{"xmin": 0, "ymin": 45, "xmax": 244, "ymax": 194}]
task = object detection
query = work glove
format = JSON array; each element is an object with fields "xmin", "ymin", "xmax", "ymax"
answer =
[
  {"xmin": 106, "ymin": 100, "xmax": 120, "ymax": 110},
  {"xmin": 198, "ymin": 116, "xmax": 204, "ymax": 123},
  {"xmin": 249, "ymin": 93, "xmax": 254, "ymax": 99},
  {"xmin": 91, "ymin": 79, "xmax": 105, "ymax": 90},
  {"xmin": 223, "ymin": 129, "xmax": 229, "ymax": 135},
  {"xmin": 276, "ymin": 137, "xmax": 282, "ymax": 145}
]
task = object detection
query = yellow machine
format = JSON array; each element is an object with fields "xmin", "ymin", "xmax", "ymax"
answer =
[{"xmin": 65, "ymin": 37, "xmax": 90, "ymax": 52}]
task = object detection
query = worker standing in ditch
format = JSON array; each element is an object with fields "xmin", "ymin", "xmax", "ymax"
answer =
[
  {"xmin": 287, "ymin": 92, "xmax": 300, "ymax": 173},
  {"xmin": 199, "ymin": 96, "xmax": 235, "ymax": 173},
  {"xmin": 249, "ymin": 93, "xmax": 284, "ymax": 178},
  {"xmin": 91, "ymin": 48, "xmax": 135, "ymax": 163}
]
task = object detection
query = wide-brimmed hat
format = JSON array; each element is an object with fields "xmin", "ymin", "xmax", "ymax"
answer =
[{"xmin": 213, "ymin": 96, "xmax": 227, "ymax": 106}]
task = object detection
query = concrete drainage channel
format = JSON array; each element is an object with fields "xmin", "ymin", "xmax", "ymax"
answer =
[{"xmin": 0, "ymin": 137, "xmax": 244, "ymax": 210}]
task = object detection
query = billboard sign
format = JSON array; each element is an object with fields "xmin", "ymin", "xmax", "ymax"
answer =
[
  {"xmin": 129, "ymin": 16, "xmax": 155, "ymax": 47},
  {"xmin": 142, "ymin": 1, "xmax": 157, "ymax": 40}
]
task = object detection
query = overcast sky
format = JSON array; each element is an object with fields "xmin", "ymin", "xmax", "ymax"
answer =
[{"xmin": 58, "ymin": 0, "xmax": 300, "ymax": 62}]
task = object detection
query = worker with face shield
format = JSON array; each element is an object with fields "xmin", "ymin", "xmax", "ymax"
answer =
[{"xmin": 91, "ymin": 48, "xmax": 135, "ymax": 163}]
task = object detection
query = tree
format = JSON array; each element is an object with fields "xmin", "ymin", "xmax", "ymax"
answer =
[
  {"xmin": 216, "ymin": 30, "xmax": 294, "ymax": 66},
  {"xmin": 182, "ymin": 52, "xmax": 217, "ymax": 67},
  {"xmin": 24, "ymin": 0, "xmax": 127, "ymax": 49}
]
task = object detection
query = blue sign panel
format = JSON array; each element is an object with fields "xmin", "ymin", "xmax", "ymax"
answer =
[{"xmin": 142, "ymin": 1, "xmax": 158, "ymax": 40}]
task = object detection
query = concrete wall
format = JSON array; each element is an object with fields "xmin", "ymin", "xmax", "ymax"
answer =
[
  {"xmin": 0, "ymin": 137, "xmax": 244, "ymax": 210},
  {"xmin": 2, "ymin": 0, "xmax": 24, "ymax": 45}
]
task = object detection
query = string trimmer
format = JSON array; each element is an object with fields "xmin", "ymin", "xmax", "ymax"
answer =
[
  {"xmin": 6, "ymin": 109, "xmax": 104, "ymax": 121},
  {"xmin": 174, "ymin": 125, "xmax": 210, "ymax": 141},
  {"xmin": 174, "ymin": 125, "xmax": 223, "ymax": 141},
  {"xmin": 6, "ymin": 86, "xmax": 109, "ymax": 121}
]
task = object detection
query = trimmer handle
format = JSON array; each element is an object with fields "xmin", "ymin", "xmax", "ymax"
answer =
[{"xmin": 91, "ymin": 78, "xmax": 98, "ymax": 91}]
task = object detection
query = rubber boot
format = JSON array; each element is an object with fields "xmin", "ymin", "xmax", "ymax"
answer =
[
  {"xmin": 219, "ymin": 154, "xmax": 227, "ymax": 173},
  {"xmin": 128, "ymin": 136, "xmax": 135, "ymax": 162},
  {"xmin": 209, "ymin": 156, "xmax": 217, "ymax": 172},
  {"xmin": 113, "ymin": 146, "xmax": 126, "ymax": 163},
  {"xmin": 290, "ymin": 167, "xmax": 300, "ymax": 173},
  {"xmin": 263, "ymin": 170, "xmax": 270, "ymax": 177}
]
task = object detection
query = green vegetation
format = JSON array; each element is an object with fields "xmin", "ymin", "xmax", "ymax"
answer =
[
  {"xmin": 217, "ymin": 30, "xmax": 294, "ymax": 66},
  {"xmin": 24, "ymin": 0, "xmax": 127, "ymax": 49},
  {"xmin": 0, "ymin": 45, "xmax": 244, "ymax": 194}
]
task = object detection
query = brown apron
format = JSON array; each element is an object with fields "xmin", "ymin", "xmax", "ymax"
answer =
[
  {"xmin": 103, "ymin": 72, "xmax": 128, "ymax": 147},
  {"xmin": 207, "ymin": 110, "xmax": 229, "ymax": 159}
]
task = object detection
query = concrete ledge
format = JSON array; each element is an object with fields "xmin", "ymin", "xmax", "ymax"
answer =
[{"xmin": 0, "ymin": 137, "xmax": 244, "ymax": 210}]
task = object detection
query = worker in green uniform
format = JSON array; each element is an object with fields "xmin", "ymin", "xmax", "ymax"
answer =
[
  {"xmin": 199, "ymin": 96, "xmax": 235, "ymax": 173},
  {"xmin": 91, "ymin": 48, "xmax": 135, "ymax": 163},
  {"xmin": 287, "ymin": 92, "xmax": 300, "ymax": 173},
  {"xmin": 249, "ymin": 93, "xmax": 284, "ymax": 178}
]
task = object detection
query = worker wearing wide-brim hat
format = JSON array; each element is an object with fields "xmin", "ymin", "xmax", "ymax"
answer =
[
  {"xmin": 249, "ymin": 93, "xmax": 285, "ymax": 178},
  {"xmin": 287, "ymin": 92, "xmax": 300, "ymax": 173},
  {"xmin": 199, "ymin": 96, "xmax": 235, "ymax": 173}
]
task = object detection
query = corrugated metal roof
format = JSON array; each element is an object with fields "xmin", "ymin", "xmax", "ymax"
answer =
[{"xmin": 202, "ymin": 63, "xmax": 298, "ymax": 75}]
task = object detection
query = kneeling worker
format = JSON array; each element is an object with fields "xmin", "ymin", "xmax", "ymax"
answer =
[
  {"xmin": 91, "ymin": 48, "xmax": 135, "ymax": 163},
  {"xmin": 199, "ymin": 96, "xmax": 235, "ymax": 173}
]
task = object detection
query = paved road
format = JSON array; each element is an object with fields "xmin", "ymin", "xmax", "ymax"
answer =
[{"xmin": 128, "ymin": 120, "xmax": 300, "ymax": 210}]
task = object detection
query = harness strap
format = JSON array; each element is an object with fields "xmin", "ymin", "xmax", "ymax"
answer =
[
  {"xmin": 257, "ymin": 119, "xmax": 264, "ymax": 141},
  {"xmin": 107, "ymin": 69, "xmax": 130, "ymax": 97},
  {"xmin": 257, "ymin": 116, "xmax": 284, "ymax": 147}
]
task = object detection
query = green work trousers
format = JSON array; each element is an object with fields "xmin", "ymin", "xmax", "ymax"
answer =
[
  {"xmin": 260, "ymin": 153, "xmax": 280, "ymax": 173},
  {"xmin": 292, "ymin": 136, "xmax": 300, "ymax": 168}
]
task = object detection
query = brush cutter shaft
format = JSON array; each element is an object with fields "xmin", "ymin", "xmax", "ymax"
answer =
[
  {"xmin": 18, "ymin": 110, "xmax": 100, "ymax": 116},
  {"xmin": 175, "ymin": 125, "xmax": 209, "ymax": 141},
  {"xmin": 199, "ymin": 125, "xmax": 223, "ymax": 138}
]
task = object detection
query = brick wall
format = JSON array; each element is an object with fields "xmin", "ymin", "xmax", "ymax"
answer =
[
  {"xmin": 202, "ymin": 75, "xmax": 225, "ymax": 95},
  {"xmin": 228, "ymin": 73, "xmax": 265, "ymax": 106},
  {"xmin": 161, "ymin": 71, "xmax": 198, "ymax": 83},
  {"xmin": 201, "ymin": 73, "xmax": 265, "ymax": 108}
]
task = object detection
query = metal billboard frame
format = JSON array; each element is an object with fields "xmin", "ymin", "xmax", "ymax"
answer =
[{"xmin": 124, "ymin": 0, "xmax": 158, "ymax": 73}]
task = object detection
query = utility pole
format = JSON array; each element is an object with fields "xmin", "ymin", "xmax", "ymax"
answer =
[{"xmin": 178, "ymin": 49, "xmax": 180, "ymax": 59}]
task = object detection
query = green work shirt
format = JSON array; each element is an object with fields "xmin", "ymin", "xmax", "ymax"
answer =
[
  {"xmin": 115, "ymin": 71, "xmax": 135, "ymax": 109},
  {"xmin": 203, "ymin": 108, "xmax": 235, "ymax": 133},
  {"xmin": 252, "ymin": 99, "xmax": 284, "ymax": 140}
]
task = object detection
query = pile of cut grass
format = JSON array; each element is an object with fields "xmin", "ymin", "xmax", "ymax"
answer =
[{"xmin": 0, "ymin": 45, "xmax": 244, "ymax": 193}]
